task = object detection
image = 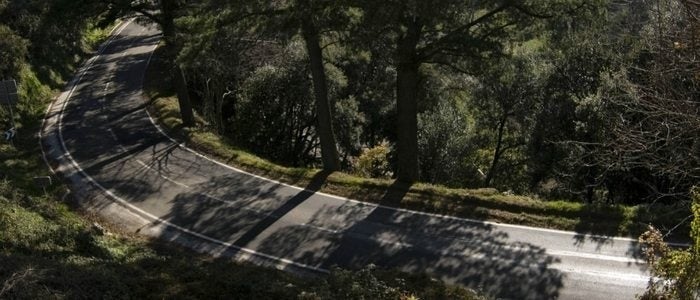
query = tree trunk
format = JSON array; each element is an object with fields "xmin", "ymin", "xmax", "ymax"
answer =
[
  {"xmin": 173, "ymin": 65, "xmax": 195, "ymax": 127},
  {"xmin": 302, "ymin": 17, "xmax": 340, "ymax": 171},
  {"xmin": 160, "ymin": 0, "xmax": 195, "ymax": 127},
  {"xmin": 395, "ymin": 19, "xmax": 422, "ymax": 183},
  {"xmin": 485, "ymin": 115, "xmax": 507, "ymax": 186}
]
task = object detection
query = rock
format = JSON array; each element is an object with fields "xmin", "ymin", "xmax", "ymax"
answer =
[{"xmin": 91, "ymin": 222, "xmax": 106, "ymax": 236}]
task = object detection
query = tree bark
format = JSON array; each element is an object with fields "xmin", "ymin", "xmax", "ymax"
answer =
[
  {"xmin": 160, "ymin": 0, "xmax": 195, "ymax": 127},
  {"xmin": 301, "ymin": 17, "xmax": 340, "ymax": 171},
  {"xmin": 395, "ymin": 19, "xmax": 422, "ymax": 183},
  {"xmin": 485, "ymin": 115, "xmax": 507, "ymax": 186},
  {"xmin": 173, "ymin": 65, "xmax": 195, "ymax": 127}
]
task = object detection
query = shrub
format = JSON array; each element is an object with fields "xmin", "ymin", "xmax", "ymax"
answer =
[
  {"xmin": 639, "ymin": 187, "xmax": 700, "ymax": 300},
  {"xmin": 300, "ymin": 265, "xmax": 485, "ymax": 300},
  {"xmin": 233, "ymin": 62, "xmax": 316, "ymax": 166},
  {"xmin": 354, "ymin": 140, "xmax": 392, "ymax": 179},
  {"xmin": 418, "ymin": 99, "xmax": 474, "ymax": 187}
]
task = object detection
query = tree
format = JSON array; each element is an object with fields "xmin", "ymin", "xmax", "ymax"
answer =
[
  {"xmin": 0, "ymin": 25, "xmax": 28, "ymax": 79},
  {"xmin": 418, "ymin": 97, "xmax": 473, "ymax": 186},
  {"xmin": 109, "ymin": 0, "xmax": 196, "ymax": 127},
  {"xmin": 589, "ymin": 0, "xmax": 700, "ymax": 202},
  {"xmin": 471, "ymin": 55, "xmax": 544, "ymax": 188},
  {"xmin": 356, "ymin": 0, "xmax": 587, "ymax": 182},
  {"xmin": 297, "ymin": 0, "xmax": 342, "ymax": 171},
  {"xmin": 233, "ymin": 54, "xmax": 318, "ymax": 166},
  {"xmin": 198, "ymin": 0, "xmax": 347, "ymax": 171},
  {"xmin": 531, "ymin": 36, "xmax": 613, "ymax": 200}
]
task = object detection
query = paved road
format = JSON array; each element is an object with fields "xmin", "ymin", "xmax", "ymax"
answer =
[{"xmin": 42, "ymin": 20, "xmax": 649, "ymax": 299}]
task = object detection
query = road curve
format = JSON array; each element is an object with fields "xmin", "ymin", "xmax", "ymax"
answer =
[{"xmin": 41, "ymin": 20, "xmax": 649, "ymax": 300}]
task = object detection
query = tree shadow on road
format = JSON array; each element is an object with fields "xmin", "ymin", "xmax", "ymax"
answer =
[
  {"xmin": 252, "ymin": 180, "xmax": 564, "ymax": 300},
  {"xmin": 156, "ymin": 170, "xmax": 331, "ymax": 248},
  {"xmin": 232, "ymin": 170, "xmax": 331, "ymax": 248}
]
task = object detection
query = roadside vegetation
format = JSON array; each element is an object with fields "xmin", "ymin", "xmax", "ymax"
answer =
[
  {"xmin": 0, "ymin": 181, "xmax": 481, "ymax": 299},
  {"xmin": 2, "ymin": 0, "xmax": 699, "ymax": 298},
  {"xmin": 135, "ymin": 0, "xmax": 697, "ymax": 242},
  {"xmin": 0, "ymin": 1, "xmax": 482, "ymax": 299},
  {"xmin": 145, "ymin": 46, "xmax": 688, "ymax": 240}
]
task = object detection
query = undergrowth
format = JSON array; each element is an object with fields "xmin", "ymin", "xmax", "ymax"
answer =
[
  {"xmin": 0, "ymin": 20, "xmax": 482, "ymax": 300},
  {"xmin": 144, "ymin": 46, "xmax": 690, "ymax": 241}
]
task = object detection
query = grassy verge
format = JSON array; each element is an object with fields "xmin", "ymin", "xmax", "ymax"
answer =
[
  {"xmin": 0, "ymin": 181, "xmax": 481, "ymax": 299},
  {"xmin": 145, "ymin": 46, "xmax": 689, "ymax": 240},
  {"xmin": 1, "ymin": 23, "xmax": 481, "ymax": 299}
]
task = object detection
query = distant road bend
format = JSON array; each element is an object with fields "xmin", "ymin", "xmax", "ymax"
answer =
[{"xmin": 41, "ymin": 20, "xmax": 650, "ymax": 300}]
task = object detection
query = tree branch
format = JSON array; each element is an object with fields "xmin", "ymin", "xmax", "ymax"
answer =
[{"xmin": 419, "ymin": 4, "xmax": 512, "ymax": 60}]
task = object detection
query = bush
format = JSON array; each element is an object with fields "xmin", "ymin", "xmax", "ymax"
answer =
[
  {"xmin": 639, "ymin": 187, "xmax": 700, "ymax": 300},
  {"xmin": 0, "ymin": 25, "xmax": 28, "ymax": 79},
  {"xmin": 334, "ymin": 95, "xmax": 365, "ymax": 161},
  {"xmin": 233, "ymin": 61, "xmax": 316, "ymax": 166},
  {"xmin": 354, "ymin": 140, "xmax": 392, "ymax": 178},
  {"xmin": 300, "ymin": 265, "xmax": 485, "ymax": 300},
  {"xmin": 418, "ymin": 99, "xmax": 474, "ymax": 187},
  {"xmin": 231, "ymin": 41, "xmax": 351, "ymax": 168}
]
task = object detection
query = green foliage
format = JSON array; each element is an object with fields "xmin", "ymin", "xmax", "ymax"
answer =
[
  {"xmin": 231, "ymin": 40, "xmax": 353, "ymax": 167},
  {"xmin": 469, "ymin": 54, "xmax": 546, "ymax": 190},
  {"xmin": 418, "ymin": 98, "xmax": 474, "ymax": 187},
  {"xmin": 639, "ymin": 188, "xmax": 700, "ymax": 300},
  {"xmin": 354, "ymin": 140, "xmax": 393, "ymax": 179},
  {"xmin": 335, "ymin": 50, "xmax": 395, "ymax": 148},
  {"xmin": 0, "ymin": 25, "xmax": 28, "ymax": 79},
  {"xmin": 334, "ymin": 95, "xmax": 366, "ymax": 159},
  {"xmin": 0, "ymin": 0, "xmax": 109, "ymax": 87},
  {"xmin": 233, "ymin": 49, "xmax": 316, "ymax": 166},
  {"xmin": 301, "ymin": 265, "xmax": 486, "ymax": 300}
]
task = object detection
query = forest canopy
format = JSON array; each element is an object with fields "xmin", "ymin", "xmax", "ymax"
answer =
[{"xmin": 148, "ymin": 0, "xmax": 699, "ymax": 206}]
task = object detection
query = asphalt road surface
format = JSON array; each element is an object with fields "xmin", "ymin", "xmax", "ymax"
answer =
[{"xmin": 41, "ymin": 20, "xmax": 649, "ymax": 299}]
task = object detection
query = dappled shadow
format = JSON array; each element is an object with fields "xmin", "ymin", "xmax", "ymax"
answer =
[
  {"xmin": 251, "ymin": 180, "xmax": 564, "ymax": 299},
  {"xmin": 377, "ymin": 180, "xmax": 410, "ymax": 207},
  {"xmin": 50, "ymin": 19, "xmax": 569, "ymax": 300},
  {"xmin": 0, "ymin": 237, "xmax": 306, "ymax": 299},
  {"xmin": 157, "ymin": 171, "xmax": 331, "ymax": 247}
]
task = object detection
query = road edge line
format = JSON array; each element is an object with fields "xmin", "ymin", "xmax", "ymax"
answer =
[{"xmin": 40, "ymin": 20, "xmax": 331, "ymax": 275}]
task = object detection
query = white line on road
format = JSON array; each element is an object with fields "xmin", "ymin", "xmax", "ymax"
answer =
[
  {"xmin": 557, "ymin": 267, "xmax": 650, "ymax": 283},
  {"xmin": 140, "ymin": 91, "xmax": 657, "ymax": 246},
  {"xmin": 547, "ymin": 249, "xmax": 645, "ymax": 264},
  {"xmin": 44, "ymin": 20, "xmax": 653, "ymax": 285},
  {"xmin": 138, "ymin": 46, "xmax": 656, "ymax": 268},
  {"xmin": 48, "ymin": 20, "xmax": 330, "ymax": 274}
]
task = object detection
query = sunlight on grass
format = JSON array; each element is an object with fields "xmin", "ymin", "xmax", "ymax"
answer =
[{"xmin": 141, "ymin": 45, "xmax": 690, "ymax": 239}]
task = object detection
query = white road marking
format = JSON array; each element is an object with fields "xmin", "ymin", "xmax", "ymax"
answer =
[
  {"xmin": 101, "ymin": 83, "xmax": 111, "ymax": 110},
  {"xmin": 40, "ymin": 20, "xmax": 128, "ymax": 175},
  {"xmin": 140, "ymin": 95, "xmax": 664, "ymax": 247},
  {"xmin": 137, "ymin": 40, "xmax": 660, "ymax": 268},
  {"xmin": 547, "ymin": 249, "xmax": 644, "ymax": 264},
  {"xmin": 42, "ymin": 19, "xmax": 655, "ymax": 284},
  {"xmin": 49, "ymin": 19, "xmax": 330, "ymax": 275},
  {"xmin": 556, "ymin": 267, "xmax": 650, "ymax": 283}
]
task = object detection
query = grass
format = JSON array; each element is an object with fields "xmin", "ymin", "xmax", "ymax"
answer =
[
  {"xmin": 0, "ymin": 21, "xmax": 483, "ymax": 300},
  {"xmin": 0, "ymin": 181, "xmax": 482, "ymax": 299},
  {"xmin": 144, "ymin": 46, "xmax": 691, "ymax": 241}
]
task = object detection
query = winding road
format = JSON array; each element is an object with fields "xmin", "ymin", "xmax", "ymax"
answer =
[{"xmin": 41, "ymin": 20, "xmax": 649, "ymax": 299}]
